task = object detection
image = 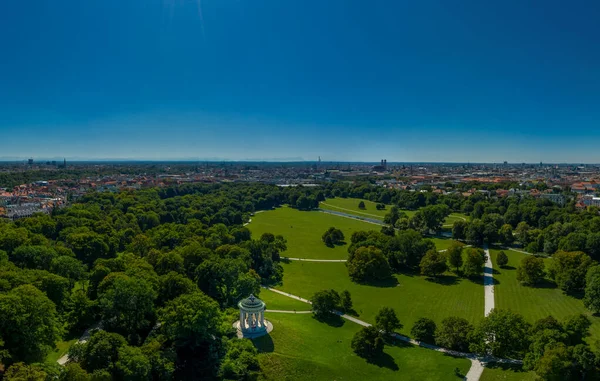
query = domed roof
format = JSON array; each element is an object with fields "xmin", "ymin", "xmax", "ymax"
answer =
[{"xmin": 238, "ymin": 294, "xmax": 266, "ymax": 311}]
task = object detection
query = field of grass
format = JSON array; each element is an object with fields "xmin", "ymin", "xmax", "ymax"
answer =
[
  {"xmin": 276, "ymin": 260, "xmax": 483, "ymax": 336},
  {"xmin": 320, "ymin": 197, "xmax": 469, "ymax": 228},
  {"xmin": 430, "ymin": 237, "xmax": 463, "ymax": 251},
  {"xmin": 260, "ymin": 288, "xmax": 312, "ymax": 311},
  {"xmin": 256, "ymin": 313, "xmax": 471, "ymax": 381},
  {"xmin": 490, "ymin": 249, "xmax": 600, "ymax": 342},
  {"xmin": 249, "ymin": 207, "xmax": 378, "ymax": 260},
  {"xmin": 319, "ymin": 197, "xmax": 399, "ymax": 219},
  {"xmin": 480, "ymin": 363, "xmax": 536, "ymax": 381},
  {"xmin": 45, "ymin": 337, "xmax": 78, "ymax": 363}
]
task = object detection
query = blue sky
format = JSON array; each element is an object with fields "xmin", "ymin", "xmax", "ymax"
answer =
[{"xmin": 1, "ymin": 0, "xmax": 599, "ymax": 162}]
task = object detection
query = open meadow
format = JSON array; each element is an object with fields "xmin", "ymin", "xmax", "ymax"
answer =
[
  {"xmin": 275, "ymin": 260, "xmax": 483, "ymax": 336},
  {"xmin": 490, "ymin": 248, "xmax": 600, "ymax": 342},
  {"xmin": 255, "ymin": 312, "xmax": 471, "ymax": 381}
]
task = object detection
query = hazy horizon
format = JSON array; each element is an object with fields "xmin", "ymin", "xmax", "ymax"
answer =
[{"xmin": 2, "ymin": 0, "xmax": 599, "ymax": 163}]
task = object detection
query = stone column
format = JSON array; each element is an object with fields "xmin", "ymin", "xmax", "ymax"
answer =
[
  {"xmin": 239, "ymin": 310, "xmax": 245, "ymax": 332},
  {"xmin": 261, "ymin": 311, "xmax": 265, "ymax": 326}
]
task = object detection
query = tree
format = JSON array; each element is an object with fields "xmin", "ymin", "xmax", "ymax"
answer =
[
  {"xmin": 516, "ymin": 256, "xmax": 545, "ymax": 286},
  {"xmin": 498, "ymin": 224, "xmax": 514, "ymax": 246},
  {"xmin": 4, "ymin": 363, "xmax": 48, "ymax": 381},
  {"xmin": 347, "ymin": 246, "xmax": 391, "ymax": 283},
  {"xmin": 321, "ymin": 227, "xmax": 345, "ymax": 247},
  {"xmin": 469, "ymin": 309, "xmax": 531, "ymax": 359},
  {"xmin": 71, "ymin": 330, "xmax": 127, "ymax": 373},
  {"xmin": 515, "ymin": 222, "xmax": 531, "ymax": 245},
  {"xmin": 158, "ymin": 292, "xmax": 224, "ymax": 350},
  {"xmin": 548, "ymin": 251, "xmax": 593, "ymax": 293},
  {"xmin": 411, "ymin": 318, "xmax": 436, "ymax": 344},
  {"xmin": 584, "ymin": 266, "xmax": 600, "ymax": 314},
  {"xmin": 466, "ymin": 219, "xmax": 486, "ymax": 245},
  {"xmin": 358, "ymin": 201, "xmax": 366, "ymax": 210},
  {"xmin": 157, "ymin": 271, "xmax": 197, "ymax": 306},
  {"xmin": 60, "ymin": 363, "xmax": 91, "ymax": 381},
  {"xmin": 376, "ymin": 203, "xmax": 385, "ymax": 211},
  {"xmin": 311, "ymin": 289, "xmax": 340, "ymax": 318},
  {"xmin": 462, "ymin": 248, "xmax": 486, "ymax": 278},
  {"xmin": 50, "ymin": 255, "xmax": 87, "ymax": 288},
  {"xmin": 116, "ymin": 345, "xmax": 152, "ymax": 381},
  {"xmin": 375, "ymin": 306, "xmax": 402, "ymax": 334},
  {"xmin": 419, "ymin": 249, "xmax": 448, "ymax": 277},
  {"xmin": 98, "ymin": 275, "xmax": 157, "ymax": 335},
  {"xmin": 533, "ymin": 343, "xmax": 574, "ymax": 381},
  {"xmin": 445, "ymin": 242, "xmax": 463, "ymax": 273},
  {"xmin": 351, "ymin": 326, "xmax": 384, "ymax": 359},
  {"xmin": 496, "ymin": 251, "xmax": 508, "ymax": 268},
  {"xmin": 340, "ymin": 290, "xmax": 353, "ymax": 313},
  {"xmin": 452, "ymin": 220, "xmax": 467, "ymax": 240},
  {"xmin": 0, "ymin": 285, "xmax": 61, "ymax": 362},
  {"xmin": 435, "ymin": 317, "xmax": 473, "ymax": 352},
  {"xmin": 218, "ymin": 339, "xmax": 260, "ymax": 380}
]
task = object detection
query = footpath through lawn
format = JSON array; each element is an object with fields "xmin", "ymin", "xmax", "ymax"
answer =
[
  {"xmin": 276, "ymin": 260, "xmax": 483, "ymax": 337},
  {"xmin": 490, "ymin": 249, "xmax": 600, "ymax": 343},
  {"xmin": 256, "ymin": 313, "xmax": 471, "ymax": 381}
]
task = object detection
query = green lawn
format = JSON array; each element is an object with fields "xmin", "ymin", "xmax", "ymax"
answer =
[
  {"xmin": 250, "ymin": 208, "xmax": 461, "ymax": 260},
  {"xmin": 260, "ymin": 288, "xmax": 312, "ymax": 311},
  {"xmin": 45, "ymin": 337, "xmax": 77, "ymax": 363},
  {"xmin": 490, "ymin": 249, "xmax": 600, "ymax": 342},
  {"xmin": 319, "ymin": 197, "xmax": 397, "ymax": 219},
  {"xmin": 319, "ymin": 197, "xmax": 468, "ymax": 228},
  {"xmin": 276, "ymin": 260, "xmax": 483, "ymax": 337},
  {"xmin": 480, "ymin": 363, "xmax": 536, "ymax": 381},
  {"xmin": 256, "ymin": 313, "xmax": 471, "ymax": 381},
  {"xmin": 249, "ymin": 207, "xmax": 378, "ymax": 259}
]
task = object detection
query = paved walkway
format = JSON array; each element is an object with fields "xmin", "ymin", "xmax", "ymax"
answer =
[
  {"xmin": 483, "ymin": 245, "xmax": 495, "ymax": 316},
  {"xmin": 318, "ymin": 209, "xmax": 386, "ymax": 227},
  {"xmin": 266, "ymin": 309, "xmax": 312, "ymax": 314},
  {"xmin": 282, "ymin": 257, "xmax": 347, "ymax": 262},
  {"xmin": 319, "ymin": 203, "xmax": 385, "ymax": 220},
  {"xmin": 57, "ymin": 323, "xmax": 102, "ymax": 365}
]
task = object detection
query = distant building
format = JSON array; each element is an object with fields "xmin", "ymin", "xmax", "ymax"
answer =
[
  {"xmin": 28, "ymin": 158, "xmax": 33, "ymax": 165},
  {"xmin": 540, "ymin": 193, "xmax": 566, "ymax": 206},
  {"xmin": 583, "ymin": 196, "xmax": 600, "ymax": 208}
]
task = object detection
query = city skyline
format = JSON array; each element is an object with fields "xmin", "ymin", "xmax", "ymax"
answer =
[{"xmin": 1, "ymin": 0, "xmax": 599, "ymax": 162}]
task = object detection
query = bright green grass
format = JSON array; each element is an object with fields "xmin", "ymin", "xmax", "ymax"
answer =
[
  {"xmin": 443, "ymin": 213, "xmax": 469, "ymax": 227},
  {"xmin": 319, "ymin": 197, "xmax": 399, "ymax": 219},
  {"xmin": 276, "ymin": 261, "xmax": 483, "ymax": 336},
  {"xmin": 430, "ymin": 237, "xmax": 463, "ymax": 251},
  {"xmin": 491, "ymin": 249, "xmax": 600, "ymax": 342},
  {"xmin": 260, "ymin": 288, "xmax": 312, "ymax": 311},
  {"xmin": 45, "ymin": 338, "xmax": 77, "ymax": 363},
  {"xmin": 480, "ymin": 363, "xmax": 537, "ymax": 381},
  {"xmin": 256, "ymin": 313, "xmax": 471, "ymax": 381},
  {"xmin": 249, "ymin": 207, "xmax": 378, "ymax": 259}
]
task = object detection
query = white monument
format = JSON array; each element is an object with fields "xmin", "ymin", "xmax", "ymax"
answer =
[{"xmin": 233, "ymin": 294, "xmax": 273, "ymax": 338}]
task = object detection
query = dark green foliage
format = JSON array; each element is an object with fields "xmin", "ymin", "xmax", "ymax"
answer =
[
  {"xmin": 445, "ymin": 242, "xmax": 463, "ymax": 273},
  {"xmin": 584, "ymin": 266, "xmax": 600, "ymax": 313},
  {"xmin": 311, "ymin": 289, "xmax": 340, "ymax": 317},
  {"xmin": 496, "ymin": 251, "xmax": 508, "ymax": 268},
  {"xmin": 419, "ymin": 249, "xmax": 448, "ymax": 277},
  {"xmin": 469, "ymin": 309, "xmax": 531, "ymax": 359},
  {"xmin": 411, "ymin": 318, "xmax": 436, "ymax": 344},
  {"xmin": 462, "ymin": 248, "xmax": 486, "ymax": 278},
  {"xmin": 435, "ymin": 317, "xmax": 473, "ymax": 352},
  {"xmin": 322, "ymin": 227, "xmax": 345, "ymax": 247},
  {"xmin": 375, "ymin": 306, "xmax": 402, "ymax": 333},
  {"xmin": 548, "ymin": 251, "xmax": 593, "ymax": 293},
  {"xmin": 218, "ymin": 339, "xmax": 260, "ymax": 380},
  {"xmin": 351, "ymin": 326, "xmax": 384, "ymax": 359},
  {"xmin": 358, "ymin": 201, "xmax": 366, "ymax": 209},
  {"xmin": 0, "ymin": 285, "xmax": 62, "ymax": 363},
  {"xmin": 347, "ymin": 246, "xmax": 392, "ymax": 283},
  {"xmin": 517, "ymin": 256, "xmax": 546, "ymax": 286}
]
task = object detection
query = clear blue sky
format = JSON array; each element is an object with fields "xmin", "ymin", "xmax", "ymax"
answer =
[{"xmin": 1, "ymin": 0, "xmax": 599, "ymax": 162}]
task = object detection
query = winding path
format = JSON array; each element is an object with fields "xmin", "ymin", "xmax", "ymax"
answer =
[{"xmin": 261, "ymin": 286, "xmax": 518, "ymax": 381}]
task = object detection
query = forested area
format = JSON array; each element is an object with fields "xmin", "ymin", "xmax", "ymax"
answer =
[
  {"xmin": 0, "ymin": 179, "xmax": 599, "ymax": 380},
  {"xmin": 0, "ymin": 183, "xmax": 300, "ymax": 380}
]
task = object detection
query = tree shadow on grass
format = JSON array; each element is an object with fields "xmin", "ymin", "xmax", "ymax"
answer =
[
  {"xmin": 359, "ymin": 277, "xmax": 399, "ymax": 288},
  {"xmin": 527, "ymin": 279, "xmax": 558, "ymax": 290},
  {"xmin": 468, "ymin": 275, "xmax": 500, "ymax": 286},
  {"xmin": 366, "ymin": 352, "xmax": 399, "ymax": 371},
  {"xmin": 252, "ymin": 334, "xmax": 274, "ymax": 353},
  {"xmin": 313, "ymin": 313, "xmax": 345, "ymax": 328},
  {"xmin": 499, "ymin": 265, "xmax": 516, "ymax": 270},
  {"xmin": 425, "ymin": 275, "xmax": 460, "ymax": 286},
  {"xmin": 484, "ymin": 361, "xmax": 527, "ymax": 374}
]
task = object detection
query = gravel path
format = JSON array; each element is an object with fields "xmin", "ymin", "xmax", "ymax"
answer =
[
  {"xmin": 266, "ymin": 309, "xmax": 312, "ymax": 314},
  {"xmin": 484, "ymin": 245, "xmax": 495, "ymax": 317},
  {"xmin": 282, "ymin": 257, "xmax": 347, "ymax": 262}
]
